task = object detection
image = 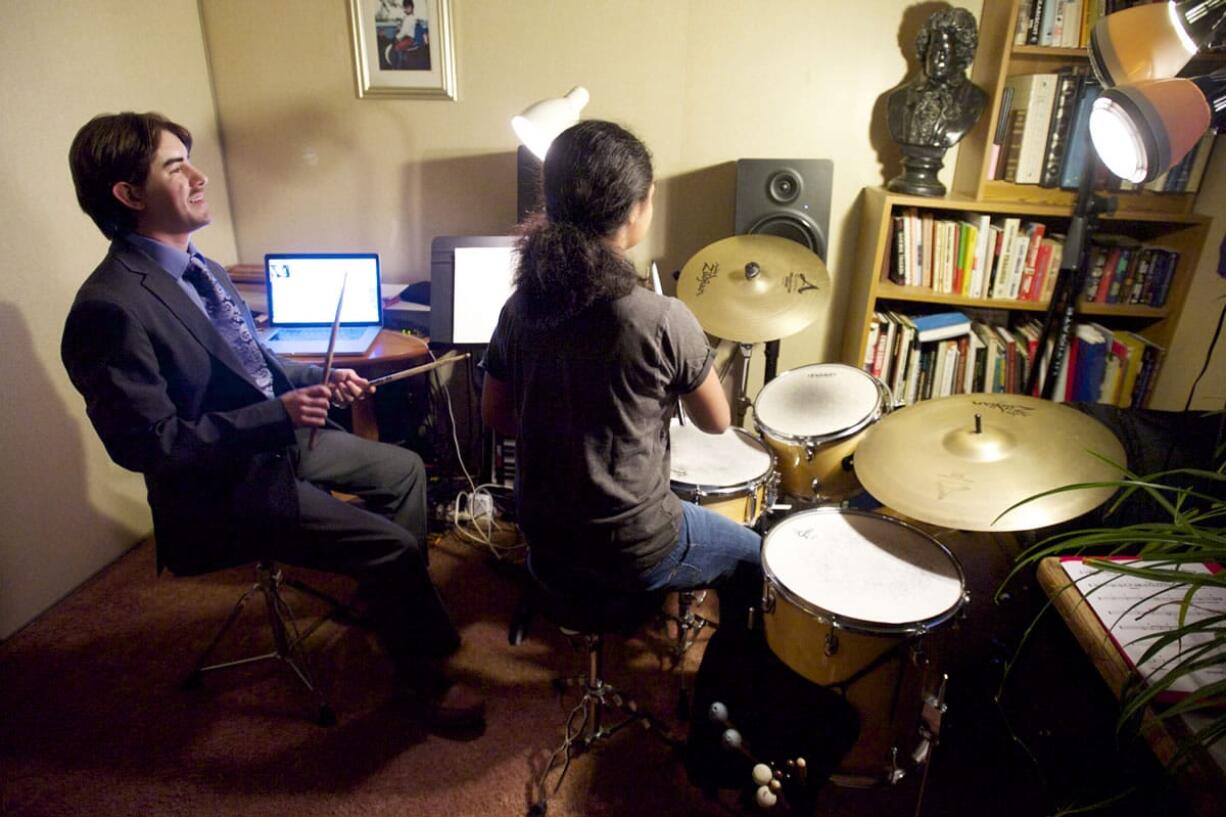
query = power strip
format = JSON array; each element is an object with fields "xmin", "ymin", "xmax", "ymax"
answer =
[{"xmin": 453, "ymin": 491, "xmax": 494, "ymax": 523}]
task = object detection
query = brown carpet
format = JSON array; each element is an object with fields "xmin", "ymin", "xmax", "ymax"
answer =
[{"xmin": 0, "ymin": 527, "xmax": 1189, "ymax": 816}]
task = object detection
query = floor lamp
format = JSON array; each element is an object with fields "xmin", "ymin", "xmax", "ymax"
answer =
[{"xmin": 1026, "ymin": 0, "xmax": 1226, "ymax": 398}]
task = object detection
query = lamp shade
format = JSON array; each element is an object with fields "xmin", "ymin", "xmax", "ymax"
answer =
[
  {"xmin": 511, "ymin": 86, "xmax": 590, "ymax": 160},
  {"xmin": 1089, "ymin": 0, "xmax": 1226, "ymax": 86},
  {"xmin": 1088, "ymin": 69, "xmax": 1226, "ymax": 182}
]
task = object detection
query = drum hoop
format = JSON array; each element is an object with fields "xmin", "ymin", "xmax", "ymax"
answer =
[
  {"xmin": 753, "ymin": 378, "xmax": 891, "ymax": 447},
  {"xmin": 761, "ymin": 507, "xmax": 967, "ymax": 636},
  {"xmin": 669, "ymin": 428, "xmax": 776, "ymax": 498}
]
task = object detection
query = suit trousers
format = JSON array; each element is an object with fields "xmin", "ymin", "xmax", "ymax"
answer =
[{"xmin": 269, "ymin": 428, "xmax": 460, "ymax": 662}]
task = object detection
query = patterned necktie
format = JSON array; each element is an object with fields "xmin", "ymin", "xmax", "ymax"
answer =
[{"xmin": 183, "ymin": 255, "xmax": 274, "ymax": 398}]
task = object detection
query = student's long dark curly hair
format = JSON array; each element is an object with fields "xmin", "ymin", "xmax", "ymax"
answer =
[{"xmin": 515, "ymin": 120, "xmax": 653, "ymax": 328}]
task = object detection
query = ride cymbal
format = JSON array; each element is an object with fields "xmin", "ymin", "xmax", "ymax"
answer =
[
  {"xmin": 854, "ymin": 393, "xmax": 1126, "ymax": 531},
  {"xmin": 677, "ymin": 235, "xmax": 829, "ymax": 343}
]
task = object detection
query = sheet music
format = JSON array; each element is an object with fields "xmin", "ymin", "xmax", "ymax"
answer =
[{"xmin": 1062, "ymin": 559, "xmax": 1226, "ymax": 695}]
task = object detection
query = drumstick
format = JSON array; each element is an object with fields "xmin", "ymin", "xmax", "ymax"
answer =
[
  {"xmin": 309, "ymin": 272, "xmax": 347, "ymax": 451},
  {"xmin": 367, "ymin": 351, "xmax": 469, "ymax": 387}
]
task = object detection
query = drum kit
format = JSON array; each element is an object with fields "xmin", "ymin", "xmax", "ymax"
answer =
[{"xmin": 668, "ymin": 234, "xmax": 1127, "ymax": 799}]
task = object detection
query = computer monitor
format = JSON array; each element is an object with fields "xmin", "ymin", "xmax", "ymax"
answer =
[{"xmin": 429, "ymin": 236, "xmax": 519, "ymax": 344}]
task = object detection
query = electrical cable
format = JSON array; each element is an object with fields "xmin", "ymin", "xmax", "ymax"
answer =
[
  {"xmin": 426, "ymin": 347, "xmax": 524, "ymax": 559},
  {"xmin": 1183, "ymin": 297, "xmax": 1226, "ymax": 412}
]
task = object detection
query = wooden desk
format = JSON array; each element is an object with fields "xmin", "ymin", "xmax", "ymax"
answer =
[
  {"xmin": 286, "ymin": 330, "xmax": 430, "ymax": 440},
  {"xmin": 1037, "ymin": 557, "xmax": 1224, "ymax": 816}
]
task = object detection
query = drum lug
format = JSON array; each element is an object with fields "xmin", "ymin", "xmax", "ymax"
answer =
[
  {"xmin": 804, "ymin": 440, "xmax": 817, "ymax": 463},
  {"xmin": 810, "ymin": 477, "xmax": 822, "ymax": 497},
  {"xmin": 760, "ymin": 584, "xmax": 776, "ymax": 615},
  {"xmin": 824, "ymin": 631, "xmax": 839, "ymax": 656},
  {"xmin": 841, "ymin": 453, "xmax": 854, "ymax": 472}
]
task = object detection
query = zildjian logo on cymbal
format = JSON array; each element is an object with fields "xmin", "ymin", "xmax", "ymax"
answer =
[
  {"xmin": 785, "ymin": 271, "xmax": 820, "ymax": 295},
  {"xmin": 970, "ymin": 400, "xmax": 1033, "ymax": 417}
]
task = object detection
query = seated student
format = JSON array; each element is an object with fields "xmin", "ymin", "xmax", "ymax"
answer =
[
  {"xmin": 480, "ymin": 120, "xmax": 762, "ymax": 629},
  {"xmin": 61, "ymin": 111, "xmax": 482, "ymax": 728}
]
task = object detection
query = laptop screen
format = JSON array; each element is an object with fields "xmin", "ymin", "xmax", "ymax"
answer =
[{"xmin": 265, "ymin": 254, "xmax": 382, "ymax": 326}]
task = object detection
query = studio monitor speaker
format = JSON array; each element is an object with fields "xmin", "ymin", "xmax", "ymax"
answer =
[{"xmin": 735, "ymin": 159, "xmax": 833, "ymax": 262}]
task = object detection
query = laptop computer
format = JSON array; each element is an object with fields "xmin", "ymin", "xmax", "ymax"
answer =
[{"xmin": 260, "ymin": 253, "xmax": 383, "ymax": 356}]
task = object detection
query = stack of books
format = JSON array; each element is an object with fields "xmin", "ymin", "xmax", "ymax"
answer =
[
  {"xmin": 888, "ymin": 211, "xmax": 1180, "ymax": 307},
  {"xmin": 1013, "ymin": 1, "xmax": 1187, "ymax": 51},
  {"xmin": 863, "ymin": 310, "xmax": 1163, "ymax": 408},
  {"xmin": 987, "ymin": 69, "xmax": 1217, "ymax": 192}
]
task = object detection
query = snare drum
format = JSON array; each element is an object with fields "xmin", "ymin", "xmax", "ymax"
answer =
[
  {"xmin": 669, "ymin": 421, "xmax": 775, "ymax": 526},
  {"xmin": 760, "ymin": 508, "xmax": 967, "ymax": 784},
  {"xmin": 753, "ymin": 363, "xmax": 890, "ymax": 503}
]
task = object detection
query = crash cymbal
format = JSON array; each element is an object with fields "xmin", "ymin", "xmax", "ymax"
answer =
[
  {"xmin": 677, "ymin": 235, "xmax": 829, "ymax": 343},
  {"xmin": 854, "ymin": 393, "xmax": 1125, "ymax": 531}
]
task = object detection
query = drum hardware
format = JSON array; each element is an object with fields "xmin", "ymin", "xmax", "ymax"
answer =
[
  {"xmin": 852, "ymin": 393, "xmax": 1126, "ymax": 531},
  {"xmin": 841, "ymin": 454, "xmax": 854, "ymax": 472},
  {"xmin": 804, "ymin": 441, "xmax": 817, "ymax": 462},
  {"xmin": 824, "ymin": 632, "xmax": 838, "ymax": 657}
]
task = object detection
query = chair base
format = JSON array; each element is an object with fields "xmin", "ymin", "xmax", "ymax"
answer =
[
  {"xmin": 182, "ymin": 561, "xmax": 339, "ymax": 727},
  {"xmin": 529, "ymin": 631, "xmax": 678, "ymax": 816}
]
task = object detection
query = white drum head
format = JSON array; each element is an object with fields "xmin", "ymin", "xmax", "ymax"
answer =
[
  {"xmin": 755, "ymin": 364, "xmax": 883, "ymax": 439},
  {"xmin": 670, "ymin": 422, "xmax": 772, "ymax": 488},
  {"xmin": 763, "ymin": 509, "xmax": 964, "ymax": 627}
]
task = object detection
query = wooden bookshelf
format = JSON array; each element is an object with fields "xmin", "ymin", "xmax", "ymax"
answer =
[
  {"xmin": 949, "ymin": 0, "xmax": 1222, "ymax": 213},
  {"xmin": 841, "ymin": 187, "xmax": 1209, "ymax": 404}
]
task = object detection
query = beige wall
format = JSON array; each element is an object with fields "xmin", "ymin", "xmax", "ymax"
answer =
[
  {"xmin": 1153, "ymin": 143, "xmax": 1226, "ymax": 411},
  {"xmin": 200, "ymin": 0, "xmax": 983, "ymax": 383},
  {"xmin": 0, "ymin": 0, "xmax": 239, "ymax": 637}
]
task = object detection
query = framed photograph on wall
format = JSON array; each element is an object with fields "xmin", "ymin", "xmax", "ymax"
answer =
[{"xmin": 348, "ymin": 0, "xmax": 457, "ymax": 99}]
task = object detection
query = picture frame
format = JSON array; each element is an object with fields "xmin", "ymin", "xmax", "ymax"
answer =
[{"xmin": 348, "ymin": 0, "xmax": 457, "ymax": 100}]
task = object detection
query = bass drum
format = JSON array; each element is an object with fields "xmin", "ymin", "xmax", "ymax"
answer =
[
  {"xmin": 760, "ymin": 508, "xmax": 968, "ymax": 785},
  {"xmin": 669, "ymin": 421, "xmax": 775, "ymax": 526},
  {"xmin": 753, "ymin": 363, "xmax": 890, "ymax": 503}
]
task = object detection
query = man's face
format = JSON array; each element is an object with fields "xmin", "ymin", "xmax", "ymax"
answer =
[
  {"xmin": 120, "ymin": 129, "xmax": 211, "ymax": 245},
  {"xmin": 926, "ymin": 29, "xmax": 956, "ymax": 81}
]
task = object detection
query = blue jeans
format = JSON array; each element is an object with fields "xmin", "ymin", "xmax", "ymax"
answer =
[
  {"xmin": 640, "ymin": 502, "xmax": 763, "ymax": 630},
  {"xmin": 640, "ymin": 502, "xmax": 761, "ymax": 590}
]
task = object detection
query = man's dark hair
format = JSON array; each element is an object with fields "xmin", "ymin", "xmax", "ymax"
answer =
[
  {"xmin": 68, "ymin": 112, "xmax": 193, "ymax": 239},
  {"xmin": 916, "ymin": 7, "xmax": 978, "ymax": 71}
]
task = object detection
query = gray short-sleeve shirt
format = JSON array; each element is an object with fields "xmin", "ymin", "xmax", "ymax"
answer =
[{"xmin": 482, "ymin": 286, "xmax": 714, "ymax": 581}]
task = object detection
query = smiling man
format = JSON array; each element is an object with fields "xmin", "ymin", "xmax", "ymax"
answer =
[{"xmin": 61, "ymin": 112, "xmax": 482, "ymax": 728}]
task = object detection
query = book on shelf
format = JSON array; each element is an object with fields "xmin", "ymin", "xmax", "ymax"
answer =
[
  {"xmin": 1059, "ymin": 77, "xmax": 1103, "ymax": 190},
  {"xmin": 1039, "ymin": 70, "xmax": 1083, "ymax": 188},
  {"xmin": 988, "ymin": 85, "xmax": 1015, "ymax": 181},
  {"xmin": 1003, "ymin": 73, "xmax": 1059, "ymax": 185},
  {"xmin": 1071, "ymin": 323, "xmax": 1109, "ymax": 402},
  {"xmin": 913, "ymin": 311, "xmax": 972, "ymax": 343}
]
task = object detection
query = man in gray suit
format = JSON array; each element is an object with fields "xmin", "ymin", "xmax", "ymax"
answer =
[{"xmin": 61, "ymin": 111, "xmax": 482, "ymax": 727}]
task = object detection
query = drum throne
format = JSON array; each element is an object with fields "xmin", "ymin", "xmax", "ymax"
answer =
[{"xmin": 512, "ymin": 571, "xmax": 679, "ymax": 816}]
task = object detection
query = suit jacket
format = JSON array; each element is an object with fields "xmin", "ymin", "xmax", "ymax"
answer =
[{"xmin": 62, "ymin": 237, "xmax": 322, "ymax": 575}]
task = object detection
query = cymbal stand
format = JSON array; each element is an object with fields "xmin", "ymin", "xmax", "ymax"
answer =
[{"xmin": 718, "ymin": 340, "xmax": 783, "ymax": 428}]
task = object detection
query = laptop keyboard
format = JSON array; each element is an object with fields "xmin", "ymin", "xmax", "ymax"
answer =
[{"xmin": 271, "ymin": 327, "xmax": 370, "ymax": 341}]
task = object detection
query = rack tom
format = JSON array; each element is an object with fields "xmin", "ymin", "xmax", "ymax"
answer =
[{"xmin": 753, "ymin": 363, "xmax": 890, "ymax": 503}]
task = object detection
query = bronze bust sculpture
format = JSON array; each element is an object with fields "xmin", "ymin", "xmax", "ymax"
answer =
[{"xmin": 887, "ymin": 8, "xmax": 988, "ymax": 197}]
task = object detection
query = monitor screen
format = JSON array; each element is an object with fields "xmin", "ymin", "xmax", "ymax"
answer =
[
  {"xmin": 430, "ymin": 236, "xmax": 518, "ymax": 344},
  {"xmin": 265, "ymin": 254, "xmax": 382, "ymax": 325}
]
